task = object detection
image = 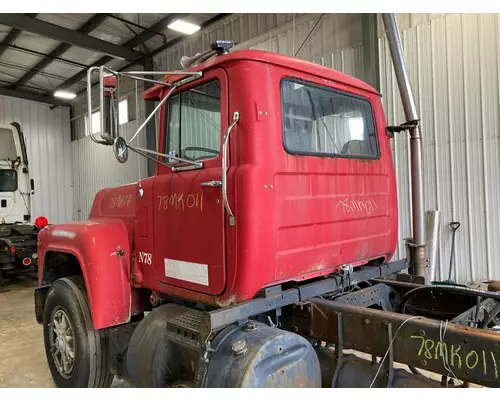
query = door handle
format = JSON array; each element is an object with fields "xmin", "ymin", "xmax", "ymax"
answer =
[
  {"xmin": 200, "ymin": 180, "xmax": 222, "ymax": 188},
  {"xmin": 222, "ymin": 111, "xmax": 240, "ymax": 226}
]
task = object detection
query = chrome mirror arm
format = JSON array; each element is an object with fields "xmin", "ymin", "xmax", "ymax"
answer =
[
  {"xmin": 128, "ymin": 86, "xmax": 175, "ymax": 145},
  {"xmin": 127, "ymin": 144, "xmax": 203, "ymax": 171}
]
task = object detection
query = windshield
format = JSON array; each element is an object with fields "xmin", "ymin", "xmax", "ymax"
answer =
[
  {"xmin": 0, "ymin": 127, "xmax": 17, "ymax": 160},
  {"xmin": 164, "ymin": 80, "xmax": 221, "ymax": 163},
  {"xmin": 0, "ymin": 169, "xmax": 17, "ymax": 192}
]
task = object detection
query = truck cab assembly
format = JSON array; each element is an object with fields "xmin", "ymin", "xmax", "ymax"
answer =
[
  {"xmin": 33, "ymin": 14, "xmax": 500, "ymax": 388},
  {"xmin": 0, "ymin": 122, "xmax": 46, "ymax": 286}
]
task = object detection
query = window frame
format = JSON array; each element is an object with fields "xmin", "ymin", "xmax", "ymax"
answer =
[
  {"xmin": 0, "ymin": 169, "xmax": 18, "ymax": 192},
  {"xmin": 280, "ymin": 77, "xmax": 380, "ymax": 161},
  {"xmin": 163, "ymin": 78, "xmax": 222, "ymax": 165}
]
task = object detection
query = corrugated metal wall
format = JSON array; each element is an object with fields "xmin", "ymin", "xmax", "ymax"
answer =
[
  {"xmin": 71, "ymin": 118, "xmax": 147, "ymax": 220},
  {"xmin": 380, "ymin": 13, "xmax": 500, "ymax": 284},
  {"xmin": 0, "ymin": 95, "xmax": 72, "ymax": 224},
  {"xmin": 154, "ymin": 14, "xmax": 362, "ymax": 70}
]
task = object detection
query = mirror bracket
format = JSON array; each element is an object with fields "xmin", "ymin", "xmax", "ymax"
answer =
[{"xmin": 87, "ymin": 67, "xmax": 203, "ymax": 167}]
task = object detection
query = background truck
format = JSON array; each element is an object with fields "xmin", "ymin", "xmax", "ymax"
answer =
[
  {"xmin": 34, "ymin": 14, "xmax": 500, "ymax": 388},
  {"xmin": 0, "ymin": 122, "xmax": 46, "ymax": 286}
]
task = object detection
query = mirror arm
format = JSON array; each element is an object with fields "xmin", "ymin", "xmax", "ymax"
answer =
[
  {"xmin": 127, "ymin": 144, "xmax": 203, "ymax": 168},
  {"xmin": 118, "ymin": 75, "xmax": 171, "ymax": 87},
  {"xmin": 127, "ymin": 146, "xmax": 174, "ymax": 170},
  {"xmin": 128, "ymin": 85, "xmax": 175, "ymax": 145}
]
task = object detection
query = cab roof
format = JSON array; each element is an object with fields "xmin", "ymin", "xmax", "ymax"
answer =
[{"xmin": 143, "ymin": 49, "xmax": 380, "ymax": 100}]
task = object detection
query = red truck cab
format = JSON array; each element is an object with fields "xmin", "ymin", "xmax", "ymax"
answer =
[
  {"xmin": 34, "ymin": 25, "xmax": 500, "ymax": 392},
  {"xmin": 37, "ymin": 49, "xmax": 398, "ymax": 330}
]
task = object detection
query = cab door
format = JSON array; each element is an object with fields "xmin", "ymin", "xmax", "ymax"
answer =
[{"xmin": 153, "ymin": 68, "xmax": 228, "ymax": 295}]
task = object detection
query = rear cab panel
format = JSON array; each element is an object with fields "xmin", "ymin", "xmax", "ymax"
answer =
[{"xmin": 223, "ymin": 53, "xmax": 398, "ymax": 299}]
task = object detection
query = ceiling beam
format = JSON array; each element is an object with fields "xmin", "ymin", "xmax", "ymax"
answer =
[
  {"xmin": 125, "ymin": 13, "xmax": 189, "ymax": 49},
  {"xmin": 11, "ymin": 14, "xmax": 108, "ymax": 89},
  {"xmin": 63, "ymin": 14, "xmax": 230, "ymax": 95},
  {"xmin": 0, "ymin": 13, "xmax": 38, "ymax": 58},
  {"xmin": 0, "ymin": 14, "xmax": 143, "ymax": 61},
  {"xmin": 104, "ymin": 14, "xmax": 169, "ymax": 40},
  {"xmin": 53, "ymin": 13, "xmax": 193, "ymax": 93},
  {"xmin": 0, "ymin": 86, "xmax": 70, "ymax": 107},
  {"xmin": 148, "ymin": 14, "xmax": 230, "ymax": 59},
  {"xmin": 20, "ymin": 13, "xmax": 230, "ymax": 106},
  {"xmin": 2, "ymin": 43, "xmax": 88, "ymax": 69}
]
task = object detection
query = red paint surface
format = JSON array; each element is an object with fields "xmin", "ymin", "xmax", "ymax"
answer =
[
  {"xmin": 38, "ymin": 50, "xmax": 398, "ymax": 328},
  {"xmin": 38, "ymin": 218, "xmax": 131, "ymax": 329}
]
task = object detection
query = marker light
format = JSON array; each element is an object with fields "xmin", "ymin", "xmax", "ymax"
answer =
[{"xmin": 34, "ymin": 216, "xmax": 48, "ymax": 229}]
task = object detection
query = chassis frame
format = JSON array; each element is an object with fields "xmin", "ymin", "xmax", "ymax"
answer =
[{"xmin": 193, "ymin": 260, "xmax": 500, "ymax": 388}]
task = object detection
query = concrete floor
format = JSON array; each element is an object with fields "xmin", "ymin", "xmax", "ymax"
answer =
[
  {"xmin": 0, "ymin": 277, "xmax": 129, "ymax": 388},
  {"xmin": 0, "ymin": 278, "xmax": 53, "ymax": 387}
]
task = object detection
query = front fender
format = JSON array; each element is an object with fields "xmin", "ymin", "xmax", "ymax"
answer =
[{"xmin": 38, "ymin": 218, "xmax": 131, "ymax": 329}]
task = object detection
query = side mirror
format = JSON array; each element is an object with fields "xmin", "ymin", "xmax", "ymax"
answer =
[
  {"xmin": 87, "ymin": 67, "xmax": 120, "ymax": 144},
  {"xmin": 113, "ymin": 137, "xmax": 129, "ymax": 163},
  {"xmin": 30, "ymin": 178, "xmax": 34, "ymax": 195},
  {"xmin": 103, "ymin": 75, "xmax": 120, "ymax": 141}
]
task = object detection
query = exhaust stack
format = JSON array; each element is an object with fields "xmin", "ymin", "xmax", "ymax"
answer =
[{"xmin": 382, "ymin": 14, "xmax": 428, "ymax": 278}]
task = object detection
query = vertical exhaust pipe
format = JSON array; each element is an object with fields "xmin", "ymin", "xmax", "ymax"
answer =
[
  {"xmin": 426, "ymin": 211, "xmax": 440, "ymax": 282},
  {"xmin": 382, "ymin": 14, "xmax": 428, "ymax": 278}
]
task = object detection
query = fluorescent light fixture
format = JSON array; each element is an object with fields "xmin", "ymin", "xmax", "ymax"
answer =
[
  {"xmin": 168, "ymin": 20, "xmax": 200, "ymax": 35},
  {"xmin": 54, "ymin": 91, "xmax": 76, "ymax": 100}
]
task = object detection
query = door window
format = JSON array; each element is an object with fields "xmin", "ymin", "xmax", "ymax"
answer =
[{"xmin": 164, "ymin": 80, "xmax": 221, "ymax": 163}]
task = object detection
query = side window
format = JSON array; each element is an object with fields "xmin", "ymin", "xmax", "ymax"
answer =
[
  {"xmin": 0, "ymin": 170, "xmax": 17, "ymax": 192},
  {"xmin": 165, "ymin": 80, "xmax": 221, "ymax": 163},
  {"xmin": 281, "ymin": 79, "xmax": 378, "ymax": 159}
]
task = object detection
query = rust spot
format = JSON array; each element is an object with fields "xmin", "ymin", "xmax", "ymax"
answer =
[{"xmin": 215, "ymin": 295, "xmax": 237, "ymax": 308}]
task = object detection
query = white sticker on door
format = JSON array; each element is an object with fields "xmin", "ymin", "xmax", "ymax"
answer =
[{"xmin": 164, "ymin": 258, "xmax": 209, "ymax": 286}]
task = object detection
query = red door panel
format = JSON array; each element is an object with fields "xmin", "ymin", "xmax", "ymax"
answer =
[{"xmin": 153, "ymin": 68, "xmax": 228, "ymax": 295}]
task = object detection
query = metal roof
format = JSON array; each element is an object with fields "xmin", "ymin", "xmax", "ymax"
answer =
[{"xmin": 0, "ymin": 13, "xmax": 230, "ymax": 107}]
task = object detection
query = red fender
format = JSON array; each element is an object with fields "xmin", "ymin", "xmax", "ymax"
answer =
[{"xmin": 38, "ymin": 218, "xmax": 131, "ymax": 330}]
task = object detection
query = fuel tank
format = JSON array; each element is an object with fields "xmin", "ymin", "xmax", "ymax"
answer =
[
  {"xmin": 121, "ymin": 303, "xmax": 321, "ymax": 388},
  {"xmin": 203, "ymin": 321, "xmax": 321, "ymax": 388}
]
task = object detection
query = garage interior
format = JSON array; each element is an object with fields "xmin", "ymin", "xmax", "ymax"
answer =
[{"xmin": 0, "ymin": 12, "xmax": 499, "ymax": 388}]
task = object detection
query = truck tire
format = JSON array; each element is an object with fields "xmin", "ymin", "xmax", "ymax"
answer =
[{"xmin": 42, "ymin": 276, "xmax": 113, "ymax": 388}]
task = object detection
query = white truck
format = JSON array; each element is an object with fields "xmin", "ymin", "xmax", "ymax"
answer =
[{"xmin": 0, "ymin": 122, "xmax": 44, "ymax": 286}]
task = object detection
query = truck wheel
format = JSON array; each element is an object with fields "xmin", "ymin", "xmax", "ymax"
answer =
[{"xmin": 42, "ymin": 276, "xmax": 113, "ymax": 388}]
